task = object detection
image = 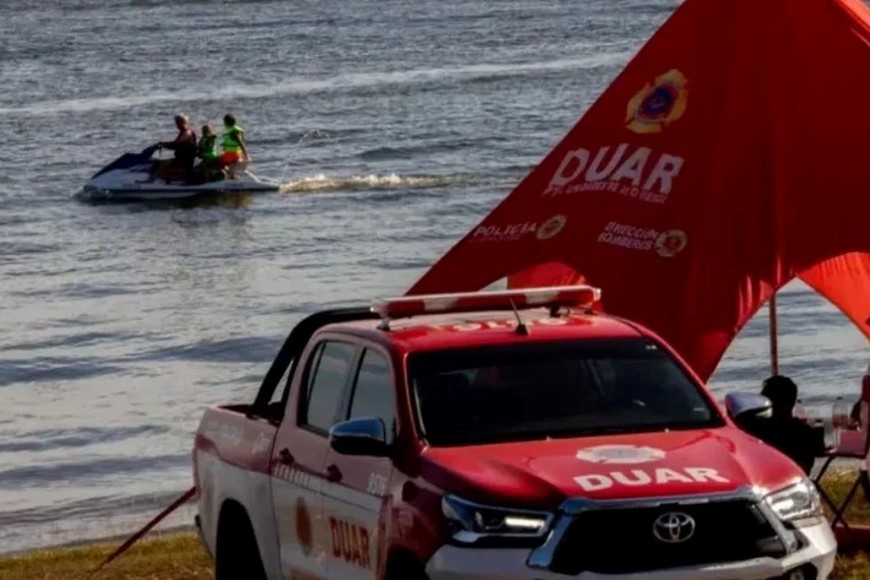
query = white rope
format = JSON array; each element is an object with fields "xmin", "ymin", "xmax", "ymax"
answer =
[
  {"xmin": 278, "ymin": 129, "xmax": 331, "ymax": 185},
  {"xmin": 244, "ymin": 170, "xmax": 278, "ymax": 185}
]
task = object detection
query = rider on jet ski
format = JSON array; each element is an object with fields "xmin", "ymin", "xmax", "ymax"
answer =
[
  {"xmin": 198, "ymin": 125, "xmax": 218, "ymax": 163},
  {"xmin": 144, "ymin": 114, "xmax": 197, "ymax": 183},
  {"xmin": 218, "ymin": 114, "xmax": 249, "ymax": 179}
]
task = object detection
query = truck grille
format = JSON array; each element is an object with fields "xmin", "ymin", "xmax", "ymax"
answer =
[{"xmin": 548, "ymin": 499, "xmax": 786, "ymax": 575}]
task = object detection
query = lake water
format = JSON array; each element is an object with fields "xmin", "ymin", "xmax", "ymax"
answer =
[{"xmin": 1, "ymin": 0, "xmax": 867, "ymax": 554}]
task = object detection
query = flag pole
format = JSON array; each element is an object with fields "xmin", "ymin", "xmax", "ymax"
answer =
[{"xmin": 769, "ymin": 292, "xmax": 779, "ymax": 376}]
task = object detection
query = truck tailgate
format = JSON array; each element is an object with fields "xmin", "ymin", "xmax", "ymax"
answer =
[{"xmin": 195, "ymin": 406, "xmax": 277, "ymax": 474}]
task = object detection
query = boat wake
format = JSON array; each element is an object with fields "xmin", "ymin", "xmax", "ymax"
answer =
[
  {"xmin": 277, "ymin": 172, "xmax": 500, "ymax": 194},
  {"xmin": 72, "ymin": 169, "xmax": 514, "ymax": 206}
]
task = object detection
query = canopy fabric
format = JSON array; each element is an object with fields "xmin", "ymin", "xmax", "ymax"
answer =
[
  {"xmin": 800, "ymin": 254, "xmax": 870, "ymax": 344},
  {"xmin": 407, "ymin": 0, "xmax": 870, "ymax": 381},
  {"xmin": 505, "ymin": 257, "xmax": 870, "ymax": 344}
]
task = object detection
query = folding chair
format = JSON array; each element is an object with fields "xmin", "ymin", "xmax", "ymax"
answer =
[{"xmin": 813, "ymin": 381, "xmax": 870, "ymax": 530}]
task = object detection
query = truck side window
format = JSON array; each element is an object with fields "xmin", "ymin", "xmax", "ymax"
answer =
[
  {"xmin": 302, "ymin": 341, "xmax": 357, "ymax": 434},
  {"xmin": 348, "ymin": 349, "xmax": 396, "ymax": 444}
]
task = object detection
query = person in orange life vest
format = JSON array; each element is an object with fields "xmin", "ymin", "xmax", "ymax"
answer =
[
  {"xmin": 752, "ymin": 375, "xmax": 823, "ymax": 474},
  {"xmin": 218, "ymin": 113, "xmax": 249, "ymax": 168}
]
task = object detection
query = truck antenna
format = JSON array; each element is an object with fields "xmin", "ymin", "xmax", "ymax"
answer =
[{"xmin": 510, "ymin": 300, "xmax": 529, "ymax": 336}]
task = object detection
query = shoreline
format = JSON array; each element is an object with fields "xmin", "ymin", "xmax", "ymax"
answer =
[
  {"xmin": 0, "ymin": 494, "xmax": 198, "ymax": 558},
  {"xmin": 0, "ymin": 524, "xmax": 197, "ymax": 559}
]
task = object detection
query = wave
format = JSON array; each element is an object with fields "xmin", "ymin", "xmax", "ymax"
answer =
[{"xmin": 0, "ymin": 51, "xmax": 632, "ymax": 117}]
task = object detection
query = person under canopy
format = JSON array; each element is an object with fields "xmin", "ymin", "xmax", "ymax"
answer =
[{"xmin": 751, "ymin": 375, "xmax": 825, "ymax": 474}]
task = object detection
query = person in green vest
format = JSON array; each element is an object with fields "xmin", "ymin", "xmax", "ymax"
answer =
[
  {"xmin": 218, "ymin": 113, "xmax": 249, "ymax": 170},
  {"xmin": 196, "ymin": 124, "xmax": 220, "ymax": 181},
  {"xmin": 198, "ymin": 124, "xmax": 218, "ymax": 162}
]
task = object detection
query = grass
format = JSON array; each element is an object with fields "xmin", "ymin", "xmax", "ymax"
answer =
[
  {"xmin": 0, "ymin": 532, "xmax": 211, "ymax": 580},
  {"xmin": 2, "ymin": 472, "xmax": 870, "ymax": 579},
  {"xmin": 824, "ymin": 469, "xmax": 870, "ymax": 579},
  {"xmin": 836, "ymin": 552, "xmax": 870, "ymax": 580}
]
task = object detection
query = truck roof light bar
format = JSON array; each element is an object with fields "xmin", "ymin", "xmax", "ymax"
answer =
[{"xmin": 371, "ymin": 285, "xmax": 602, "ymax": 330}]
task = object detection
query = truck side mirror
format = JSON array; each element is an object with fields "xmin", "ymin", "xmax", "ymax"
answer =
[
  {"xmin": 724, "ymin": 392, "xmax": 773, "ymax": 426},
  {"xmin": 329, "ymin": 418, "xmax": 390, "ymax": 457}
]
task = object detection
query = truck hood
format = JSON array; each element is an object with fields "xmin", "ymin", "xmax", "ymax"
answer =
[{"xmin": 419, "ymin": 428, "xmax": 802, "ymax": 509}]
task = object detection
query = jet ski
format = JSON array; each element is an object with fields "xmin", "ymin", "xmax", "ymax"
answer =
[{"xmin": 81, "ymin": 144, "xmax": 280, "ymax": 201}]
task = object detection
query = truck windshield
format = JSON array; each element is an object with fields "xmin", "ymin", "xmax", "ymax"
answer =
[{"xmin": 409, "ymin": 337, "xmax": 723, "ymax": 447}]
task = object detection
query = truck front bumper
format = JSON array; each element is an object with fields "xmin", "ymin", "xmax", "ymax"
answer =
[{"xmin": 425, "ymin": 520, "xmax": 836, "ymax": 580}]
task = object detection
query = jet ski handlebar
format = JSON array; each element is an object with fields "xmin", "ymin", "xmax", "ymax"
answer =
[{"xmin": 140, "ymin": 143, "xmax": 161, "ymax": 157}]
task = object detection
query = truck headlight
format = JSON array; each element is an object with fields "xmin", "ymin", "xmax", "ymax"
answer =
[
  {"xmin": 441, "ymin": 494, "xmax": 553, "ymax": 546},
  {"xmin": 763, "ymin": 479, "xmax": 822, "ymax": 523}
]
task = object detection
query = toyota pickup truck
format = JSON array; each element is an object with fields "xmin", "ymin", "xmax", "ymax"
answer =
[{"xmin": 192, "ymin": 285, "xmax": 836, "ymax": 580}]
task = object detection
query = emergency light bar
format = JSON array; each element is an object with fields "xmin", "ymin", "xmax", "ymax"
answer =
[{"xmin": 371, "ymin": 285, "xmax": 601, "ymax": 324}]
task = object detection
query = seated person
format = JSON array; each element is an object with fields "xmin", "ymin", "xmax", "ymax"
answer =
[
  {"xmin": 198, "ymin": 124, "xmax": 218, "ymax": 163},
  {"xmin": 217, "ymin": 113, "xmax": 249, "ymax": 178},
  {"xmin": 848, "ymin": 364, "xmax": 870, "ymax": 429},
  {"xmin": 750, "ymin": 375, "xmax": 824, "ymax": 474},
  {"xmin": 851, "ymin": 400, "xmax": 863, "ymax": 429},
  {"xmin": 196, "ymin": 124, "xmax": 222, "ymax": 181},
  {"xmin": 144, "ymin": 114, "xmax": 197, "ymax": 183}
]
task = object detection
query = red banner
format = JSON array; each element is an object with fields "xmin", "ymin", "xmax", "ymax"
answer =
[{"xmin": 408, "ymin": 0, "xmax": 870, "ymax": 380}]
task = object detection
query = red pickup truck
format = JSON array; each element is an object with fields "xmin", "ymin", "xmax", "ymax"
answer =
[{"xmin": 192, "ymin": 285, "xmax": 836, "ymax": 580}]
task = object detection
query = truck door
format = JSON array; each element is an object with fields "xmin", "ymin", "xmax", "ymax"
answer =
[
  {"xmin": 322, "ymin": 347, "xmax": 397, "ymax": 580},
  {"xmin": 271, "ymin": 339, "xmax": 360, "ymax": 580}
]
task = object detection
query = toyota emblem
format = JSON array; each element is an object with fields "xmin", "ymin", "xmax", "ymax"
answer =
[{"xmin": 652, "ymin": 512, "xmax": 696, "ymax": 543}]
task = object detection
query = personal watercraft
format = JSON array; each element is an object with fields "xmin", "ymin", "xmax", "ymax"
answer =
[{"xmin": 81, "ymin": 144, "xmax": 279, "ymax": 201}]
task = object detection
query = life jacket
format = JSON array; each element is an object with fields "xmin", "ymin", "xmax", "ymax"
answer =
[
  {"xmin": 221, "ymin": 124, "xmax": 245, "ymax": 154},
  {"xmin": 199, "ymin": 134, "xmax": 218, "ymax": 160}
]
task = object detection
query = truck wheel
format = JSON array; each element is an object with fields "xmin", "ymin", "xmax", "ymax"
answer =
[
  {"xmin": 214, "ymin": 504, "xmax": 267, "ymax": 580},
  {"xmin": 386, "ymin": 552, "xmax": 429, "ymax": 580}
]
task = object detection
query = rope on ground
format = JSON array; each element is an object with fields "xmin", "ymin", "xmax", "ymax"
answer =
[{"xmin": 89, "ymin": 486, "xmax": 197, "ymax": 576}]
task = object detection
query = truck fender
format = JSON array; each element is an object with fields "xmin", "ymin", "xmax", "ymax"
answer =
[{"xmin": 215, "ymin": 500, "xmax": 267, "ymax": 580}]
